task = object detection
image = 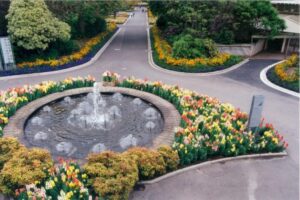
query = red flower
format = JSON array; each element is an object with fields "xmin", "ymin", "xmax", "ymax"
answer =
[
  {"xmin": 265, "ymin": 123, "xmax": 274, "ymax": 130},
  {"xmin": 197, "ymin": 99, "xmax": 203, "ymax": 107}
]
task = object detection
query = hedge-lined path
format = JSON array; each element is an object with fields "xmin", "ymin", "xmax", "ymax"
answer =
[{"xmin": 0, "ymin": 8, "xmax": 298, "ymax": 200}]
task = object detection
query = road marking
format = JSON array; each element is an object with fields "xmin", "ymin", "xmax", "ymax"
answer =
[
  {"xmin": 114, "ymin": 48, "xmax": 121, "ymax": 51},
  {"xmin": 260, "ymin": 61, "xmax": 300, "ymax": 98}
]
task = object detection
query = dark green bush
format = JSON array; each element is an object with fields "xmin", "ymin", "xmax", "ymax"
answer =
[
  {"xmin": 214, "ymin": 29, "xmax": 235, "ymax": 44},
  {"xmin": 172, "ymin": 34, "xmax": 218, "ymax": 59}
]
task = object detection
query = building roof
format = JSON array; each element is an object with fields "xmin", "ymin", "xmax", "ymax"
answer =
[
  {"xmin": 271, "ymin": 0, "xmax": 300, "ymax": 5},
  {"xmin": 279, "ymin": 14, "xmax": 300, "ymax": 34}
]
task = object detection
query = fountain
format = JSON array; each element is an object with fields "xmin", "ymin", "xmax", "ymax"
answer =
[
  {"xmin": 145, "ymin": 121, "xmax": 156, "ymax": 133},
  {"xmin": 119, "ymin": 134, "xmax": 137, "ymax": 149},
  {"xmin": 24, "ymin": 83, "xmax": 164, "ymax": 159},
  {"xmin": 91, "ymin": 143, "xmax": 106, "ymax": 153},
  {"xmin": 42, "ymin": 106, "xmax": 52, "ymax": 112},
  {"xmin": 31, "ymin": 117, "xmax": 43, "ymax": 126},
  {"xmin": 33, "ymin": 131, "xmax": 48, "ymax": 141},
  {"xmin": 143, "ymin": 108, "xmax": 160, "ymax": 120}
]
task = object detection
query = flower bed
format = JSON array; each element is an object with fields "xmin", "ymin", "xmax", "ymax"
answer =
[
  {"xmin": 0, "ymin": 73, "xmax": 287, "ymax": 199},
  {"xmin": 150, "ymin": 26, "xmax": 242, "ymax": 73},
  {"xmin": 267, "ymin": 54, "xmax": 299, "ymax": 92},
  {"xmin": 0, "ymin": 23, "xmax": 117, "ymax": 77},
  {"xmin": 114, "ymin": 75, "xmax": 287, "ymax": 165}
]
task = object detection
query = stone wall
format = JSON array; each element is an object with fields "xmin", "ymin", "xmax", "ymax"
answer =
[{"xmin": 217, "ymin": 39, "xmax": 265, "ymax": 57}]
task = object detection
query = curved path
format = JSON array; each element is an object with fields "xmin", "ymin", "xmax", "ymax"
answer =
[{"xmin": 0, "ymin": 9, "xmax": 298, "ymax": 200}]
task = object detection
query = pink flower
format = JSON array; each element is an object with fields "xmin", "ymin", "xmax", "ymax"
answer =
[{"xmin": 184, "ymin": 137, "xmax": 190, "ymax": 145}]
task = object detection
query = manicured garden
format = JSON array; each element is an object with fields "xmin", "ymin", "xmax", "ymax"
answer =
[
  {"xmin": 0, "ymin": 72, "xmax": 287, "ymax": 199},
  {"xmin": 0, "ymin": 0, "xmax": 134, "ymax": 77},
  {"xmin": 150, "ymin": 26, "xmax": 242, "ymax": 73},
  {"xmin": 148, "ymin": 1, "xmax": 285, "ymax": 73},
  {"xmin": 267, "ymin": 54, "xmax": 299, "ymax": 92}
]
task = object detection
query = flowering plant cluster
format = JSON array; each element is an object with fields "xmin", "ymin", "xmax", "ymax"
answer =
[
  {"xmin": 0, "ymin": 76, "xmax": 95, "ymax": 136},
  {"xmin": 102, "ymin": 71, "xmax": 120, "ymax": 83},
  {"xmin": 151, "ymin": 26, "xmax": 240, "ymax": 69},
  {"xmin": 17, "ymin": 23, "xmax": 117, "ymax": 69},
  {"xmin": 16, "ymin": 159, "xmax": 89, "ymax": 200},
  {"xmin": 275, "ymin": 54, "xmax": 299, "ymax": 82},
  {"xmin": 109, "ymin": 74, "xmax": 287, "ymax": 165}
]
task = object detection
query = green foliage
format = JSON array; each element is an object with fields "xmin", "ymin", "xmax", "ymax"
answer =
[
  {"xmin": 16, "ymin": 161, "xmax": 90, "ymax": 200},
  {"xmin": 0, "ymin": 148, "xmax": 53, "ymax": 195},
  {"xmin": 84, "ymin": 151, "xmax": 139, "ymax": 200},
  {"xmin": 157, "ymin": 145, "xmax": 179, "ymax": 172},
  {"xmin": 14, "ymin": 39, "xmax": 80, "ymax": 63},
  {"xmin": 214, "ymin": 29, "xmax": 235, "ymax": 44},
  {"xmin": 46, "ymin": 0, "xmax": 121, "ymax": 39},
  {"xmin": 0, "ymin": 1, "xmax": 9, "ymax": 36},
  {"xmin": 0, "ymin": 137, "xmax": 24, "ymax": 170},
  {"xmin": 6, "ymin": 0, "xmax": 71, "ymax": 50},
  {"xmin": 124, "ymin": 147, "xmax": 166, "ymax": 180},
  {"xmin": 267, "ymin": 67, "xmax": 299, "ymax": 92},
  {"xmin": 150, "ymin": 0, "xmax": 285, "ymax": 44},
  {"xmin": 172, "ymin": 34, "xmax": 218, "ymax": 59}
]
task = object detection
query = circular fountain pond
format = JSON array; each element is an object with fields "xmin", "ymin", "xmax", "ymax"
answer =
[{"xmin": 23, "ymin": 84, "xmax": 164, "ymax": 159}]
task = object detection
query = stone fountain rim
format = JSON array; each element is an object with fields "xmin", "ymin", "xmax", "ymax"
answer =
[{"xmin": 3, "ymin": 84, "xmax": 181, "ymax": 151}]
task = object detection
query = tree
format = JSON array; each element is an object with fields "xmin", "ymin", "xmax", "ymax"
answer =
[
  {"xmin": 149, "ymin": 0, "xmax": 286, "ymax": 44},
  {"xmin": 46, "ymin": 0, "xmax": 122, "ymax": 38},
  {"xmin": 6, "ymin": 0, "xmax": 71, "ymax": 50},
  {"xmin": 0, "ymin": 1, "xmax": 10, "ymax": 36}
]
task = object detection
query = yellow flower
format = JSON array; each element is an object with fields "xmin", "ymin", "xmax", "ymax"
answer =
[
  {"xmin": 272, "ymin": 137, "xmax": 279, "ymax": 144},
  {"xmin": 263, "ymin": 131, "xmax": 273, "ymax": 138},
  {"xmin": 231, "ymin": 144, "xmax": 236, "ymax": 152},
  {"xmin": 50, "ymin": 180, "xmax": 55, "ymax": 188},
  {"xmin": 82, "ymin": 174, "xmax": 87, "ymax": 179}
]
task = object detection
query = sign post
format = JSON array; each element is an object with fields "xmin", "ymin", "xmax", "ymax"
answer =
[
  {"xmin": 248, "ymin": 95, "xmax": 265, "ymax": 132},
  {"xmin": 0, "ymin": 37, "xmax": 16, "ymax": 71},
  {"xmin": 0, "ymin": 54, "xmax": 3, "ymax": 71}
]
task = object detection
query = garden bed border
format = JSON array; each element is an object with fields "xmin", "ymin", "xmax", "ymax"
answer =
[
  {"xmin": 260, "ymin": 60, "xmax": 300, "ymax": 98},
  {"xmin": 146, "ymin": 14, "xmax": 249, "ymax": 76},
  {"xmin": 139, "ymin": 151, "xmax": 287, "ymax": 185}
]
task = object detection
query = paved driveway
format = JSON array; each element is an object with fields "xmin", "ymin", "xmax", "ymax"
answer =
[{"xmin": 0, "ymin": 9, "xmax": 298, "ymax": 200}]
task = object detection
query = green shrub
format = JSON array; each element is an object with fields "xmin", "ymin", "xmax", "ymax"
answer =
[
  {"xmin": 83, "ymin": 151, "xmax": 138, "ymax": 200},
  {"xmin": 52, "ymin": 39, "xmax": 80, "ymax": 55},
  {"xmin": 172, "ymin": 34, "xmax": 218, "ymax": 59},
  {"xmin": 157, "ymin": 145, "xmax": 180, "ymax": 171},
  {"xmin": 0, "ymin": 137, "xmax": 24, "ymax": 170},
  {"xmin": 124, "ymin": 147, "xmax": 166, "ymax": 180},
  {"xmin": 0, "ymin": 148, "xmax": 53, "ymax": 195},
  {"xmin": 214, "ymin": 29, "xmax": 235, "ymax": 44}
]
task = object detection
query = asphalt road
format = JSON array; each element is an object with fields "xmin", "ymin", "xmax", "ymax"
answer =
[{"xmin": 0, "ymin": 9, "xmax": 298, "ymax": 200}]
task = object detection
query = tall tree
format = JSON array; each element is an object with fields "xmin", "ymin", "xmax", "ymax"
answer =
[
  {"xmin": 6, "ymin": 0, "xmax": 71, "ymax": 50},
  {"xmin": 46, "ymin": 0, "xmax": 122, "ymax": 38},
  {"xmin": 149, "ymin": 0, "xmax": 285, "ymax": 44},
  {"xmin": 0, "ymin": 1, "xmax": 10, "ymax": 36}
]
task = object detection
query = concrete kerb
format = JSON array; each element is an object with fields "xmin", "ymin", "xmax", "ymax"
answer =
[
  {"xmin": 0, "ymin": 17, "xmax": 132, "ymax": 81},
  {"xmin": 139, "ymin": 151, "xmax": 287, "ymax": 185},
  {"xmin": 3, "ymin": 85, "xmax": 181, "ymax": 150},
  {"xmin": 146, "ymin": 14, "xmax": 249, "ymax": 77},
  {"xmin": 260, "ymin": 60, "xmax": 300, "ymax": 98}
]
